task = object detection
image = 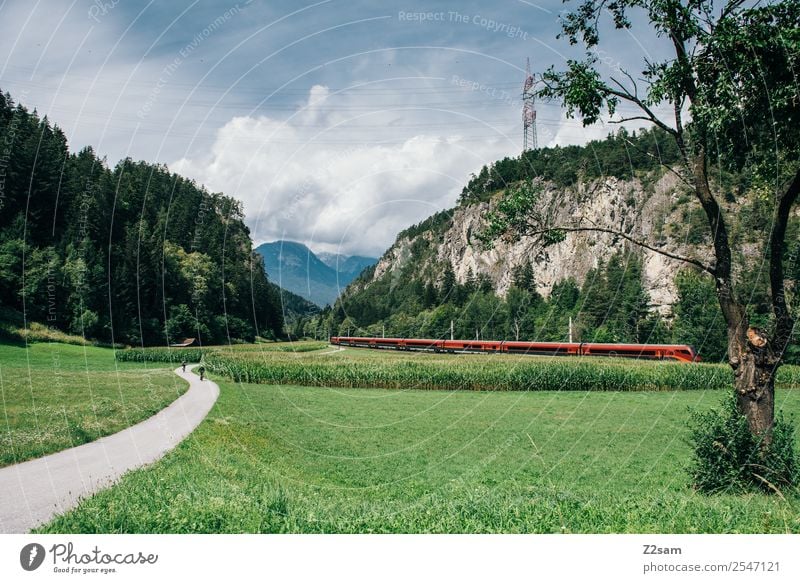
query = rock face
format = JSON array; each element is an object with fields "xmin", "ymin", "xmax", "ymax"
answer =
[{"xmin": 368, "ymin": 172, "xmax": 703, "ymax": 315}]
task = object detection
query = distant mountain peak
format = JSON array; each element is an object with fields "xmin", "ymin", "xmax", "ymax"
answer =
[{"xmin": 256, "ymin": 240, "xmax": 377, "ymax": 306}]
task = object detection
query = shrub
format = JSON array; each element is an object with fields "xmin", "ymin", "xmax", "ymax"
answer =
[
  {"xmin": 6, "ymin": 322, "xmax": 91, "ymax": 346},
  {"xmin": 688, "ymin": 394, "xmax": 798, "ymax": 494}
]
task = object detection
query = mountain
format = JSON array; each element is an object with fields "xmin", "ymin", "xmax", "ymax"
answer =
[
  {"xmin": 299, "ymin": 126, "xmax": 799, "ymax": 363},
  {"xmin": 317, "ymin": 253, "xmax": 378, "ymax": 281},
  {"xmin": 336, "ymin": 127, "xmax": 706, "ymax": 313},
  {"xmin": 256, "ymin": 241, "xmax": 377, "ymax": 307},
  {"xmin": 329, "ymin": 171, "xmax": 690, "ymax": 335},
  {"xmin": 364, "ymin": 172, "xmax": 685, "ymax": 311}
]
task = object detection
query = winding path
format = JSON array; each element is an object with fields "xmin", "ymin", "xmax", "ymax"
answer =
[{"xmin": 0, "ymin": 364, "xmax": 219, "ymax": 533}]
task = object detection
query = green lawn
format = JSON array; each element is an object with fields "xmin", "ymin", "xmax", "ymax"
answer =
[
  {"xmin": 0, "ymin": 342, "xmax": 187, "ymax": 466},
  {"xmin": 38, "ymin": 379, "xmax": 800, "ymax": 533}
]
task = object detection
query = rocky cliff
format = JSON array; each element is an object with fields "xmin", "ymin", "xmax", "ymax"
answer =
[{"xmin": 369, "ymin": 171, "xmax": 703, "ymax": 315}]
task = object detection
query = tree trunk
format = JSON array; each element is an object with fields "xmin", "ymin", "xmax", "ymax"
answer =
[
  {"xmin": 730, "ymin": 328, "xmax": 778, "ymax": 442},
  {"xmin": 733, "ymin": 354, "xmax": 776, "ymax": 438},
  {"xmin": 690, "ymin": 150, "xmax": 780, "ymax": 445}
]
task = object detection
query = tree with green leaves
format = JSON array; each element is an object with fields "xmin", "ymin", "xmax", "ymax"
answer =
[
  {"xmin": 511, "ymin": 260, "xmax": 538, "ymax": 295},
  {"xmin": 0, "ymin": 88, "xmax": 285, "ymax": 345},
  {"xmin": 672, "ymin": 268, "xmax": 728, "ymax": 361},
  {"xmin": 487, "ymin": 1, "xmax": 799, "ymax": 448},
  {"xmin": 338, "ymin": 316, "xmax": 358, "ymax": 337},
  {"xmin": 439, "ymin": 263, "xmax": 457, "ymax": 304}
]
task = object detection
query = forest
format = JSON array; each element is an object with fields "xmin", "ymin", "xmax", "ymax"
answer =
[
  {"xmin": 460, "ymin": 126, "xmax": 683, "ymax": 203},
  {"xmin": 301, "ymin": 250, "xmax": 733, "ymax": 362},
  {"xmin": 0, "ymin": 89, "xmax": 284, "ymax": 346}
]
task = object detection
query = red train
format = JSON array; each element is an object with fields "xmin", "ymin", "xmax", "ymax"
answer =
[{"xmin": 329, "ymin": 337, "xmax": 700, "ymax": 362}]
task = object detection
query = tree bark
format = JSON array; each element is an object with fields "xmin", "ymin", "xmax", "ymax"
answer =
[
  {"xmin": 730, "ymin": 328, "xmax": 778, "ymax": 441},
  {"xmin": 769, "ymin": 168, "xmax": 800, "ymax": 355}
]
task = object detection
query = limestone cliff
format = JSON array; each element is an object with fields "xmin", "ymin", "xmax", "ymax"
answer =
[{"xmin": 368, "ymin": 171, "xmax": 706, "ymax": 315}]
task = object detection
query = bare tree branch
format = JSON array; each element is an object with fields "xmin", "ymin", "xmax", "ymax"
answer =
[
  {"xmin": 523, "ymin": 224, "xmax": 716, "ymax": 275},
  {"xmin": 605, "ymin": 79, "xmax": 678, "ymax": 137},
  {"xmin": 609, "ymin": 115, "xmax": 656, "ymax": 125},
  {"xmin": 619, "ymin": 67, "xmax": 640, "ymax": 100}
]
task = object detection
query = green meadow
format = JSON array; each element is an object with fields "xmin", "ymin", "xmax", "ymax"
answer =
[
  {"xmin": 0, "ymin": 342, "xmax": 186, "ymax": 467},
  {"xmin": 38, "ymin": 348, "xmax": 800, "ymax": 533},
  {"xmin": 3, "ymin": 341, "xmax": 798, "ymax": 533}
]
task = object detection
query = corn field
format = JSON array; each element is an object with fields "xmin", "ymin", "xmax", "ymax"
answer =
[
  {"xmin": 229, "ymin": 341, "xmax": 329, "ymax": 353},
  {"xmin": 117, "ymin": 342, "xmax": 800, "ymax": 392},
  {"xmin": 115, "ymin": 347, "xmax": 205, "ymax": 363},
  {"xmin": 114, "ymin": 341, "xmax": 328, "ymax": 364},
  {"xmin": 202, "ymin": 351, "xmax": 788, "ymax": 392}
]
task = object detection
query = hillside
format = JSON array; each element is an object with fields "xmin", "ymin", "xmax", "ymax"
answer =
[
  {"xmin": 299, "ymin": 127, "xmax": 799, "ymax": 363},
  {"xmin": 370, "ymin": 172, "xmax": 686, "ymax": 310},
  {"xmin": 270, "ymin": 282, "xmax": 320, "ymax": 327},
  {"xmin": 0, "ymin": 88, "xmax": 284, "ymax": 345},
  {"xmin": 256, "ymin": 240, "xmax": 376, "ymax": 307}
]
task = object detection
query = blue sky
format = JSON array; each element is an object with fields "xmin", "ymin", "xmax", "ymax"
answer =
[{"xmin": 0, "ymin": 0, "xmax": 672, "ymax": 256}]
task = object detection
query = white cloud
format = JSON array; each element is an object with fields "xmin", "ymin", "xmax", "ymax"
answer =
[
  {"xmin": 1, "ymin": 2, "xmax": 674, "ymax": 260},
  {"xmin": 172, "ymin": 84, "xmax": 513, "ymax": 257},
  {"xmin": 0, "ymin": 1, "xmax": 251, "ymax": 165}
]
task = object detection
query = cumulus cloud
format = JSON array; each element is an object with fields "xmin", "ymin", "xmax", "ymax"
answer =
[
  {"xmin": 1, "ymin": 1, "xmax": 674, "ymax": 260},
  {"xmin": 172, "ymin": 84, "xmax": 514, "ymax": 257}
]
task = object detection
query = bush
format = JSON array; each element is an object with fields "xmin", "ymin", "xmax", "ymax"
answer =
[
  {"xmin": 6, "ymin": 322, "xmax": 91, "ymax": 346},
  {"xmin": 688, "ymin": 394, "xmax": 798, "ymax": 494}
]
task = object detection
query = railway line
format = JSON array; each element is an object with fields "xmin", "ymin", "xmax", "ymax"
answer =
[{"xmin": 329, "ymin": 337, "xmax": 700, "ymax": 362}]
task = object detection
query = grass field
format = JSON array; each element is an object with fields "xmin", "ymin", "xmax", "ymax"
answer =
[
  {"xmin": 0, "ymin": 342, "xmax": 187, "ymax": 467},
  {"xmin": 38, "ymin": 378, "xmax": 800, "ymax": 533},
  {"xmin": 201, "ymin": 344, "xmax": 800, "ymax": 392},
  {"xmin": 7, "ymin": 340, "xmax": 799, "ymax": 533},
  {"xmin": 114, "ymin": 341, "xmax": 330, "ymax": 363}
]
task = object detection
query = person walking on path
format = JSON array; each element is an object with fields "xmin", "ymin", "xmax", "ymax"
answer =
[
  {"xmin": 198, "ymin": 365, "xmax": 205, "ymax": 381},
  {"xmin": 181, "ymin": 360, "xmax": 187, "ymax": 373}
]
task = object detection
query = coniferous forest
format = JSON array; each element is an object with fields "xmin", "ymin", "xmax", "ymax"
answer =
[
  {"xmin": 305, "ymin": 250, "xmax": 734, "ymax": 362},
  {"xmin": 0, "ymin": 89, "xmax": 284, "ymax": 346}
]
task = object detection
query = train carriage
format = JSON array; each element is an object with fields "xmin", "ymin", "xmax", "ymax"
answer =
[{"xmin": 329, "ymin": 337, "xmax": 699, "ymax": 362}]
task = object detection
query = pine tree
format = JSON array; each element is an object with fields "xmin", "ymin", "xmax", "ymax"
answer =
[{"xmin": 439, "ymin": 264, "xmax": 456, "ymax": 303}]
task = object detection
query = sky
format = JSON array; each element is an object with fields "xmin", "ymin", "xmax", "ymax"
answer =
[{"xmin": 0, "ymin": 0, "xmax": 674, "ymax": 257}]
